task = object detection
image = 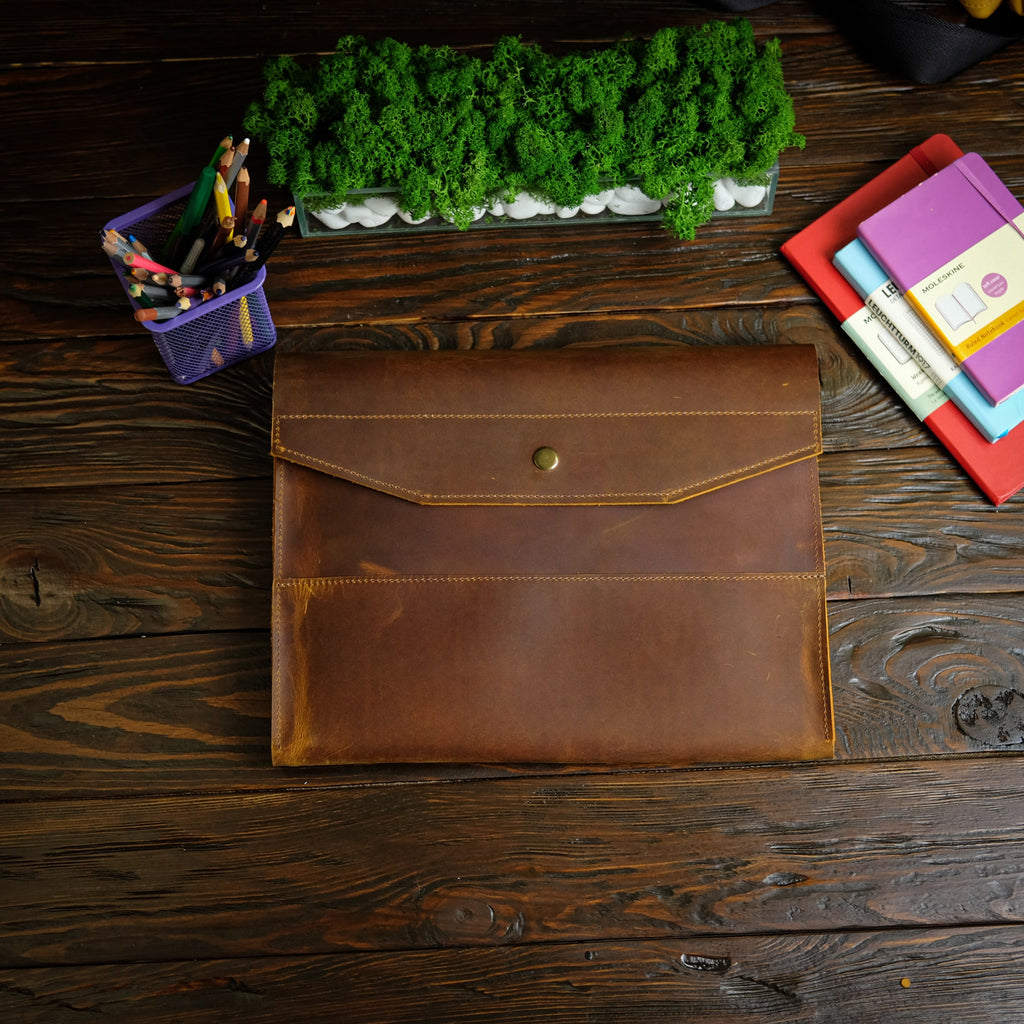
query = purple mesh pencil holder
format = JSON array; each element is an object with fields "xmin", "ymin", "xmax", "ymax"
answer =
[{"xmin": 103, "ymin": 184, "xmax": 277, "ymax": 384}]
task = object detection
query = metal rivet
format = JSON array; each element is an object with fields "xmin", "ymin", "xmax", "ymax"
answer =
[{"xmin": 533, "ymin": 446, "xmax": 559, "ymax": 471}]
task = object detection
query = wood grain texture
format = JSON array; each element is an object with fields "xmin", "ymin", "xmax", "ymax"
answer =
[
  {"xmin": 3, "ymin": 925, "xmax": 1024, "ymax": 1023},
  {"xmin": 3, "ymin": 593, "xmax": 1023, "ymax": 800},
  {"xmin": 0, "ymin": 307, "xmax": 929, "ymax": 492},
  {"xmin": 830, "ymin": 595, "xmax": 1024, "ymax": 758},
  {"xmin": 1, "ymin": 0, "xmax": 836, "ymax": 66},
  {"xmin": 5, "ymin": 757, "xmax": 1024, "ymax": 969},
  {"xmin": 2, "ymin": 446, "xmax": 1019, "ymax": 649},
  {"xmin": 5, "ymin": 1, "xmax": 1024, "ymax": 1019},
  {"xmin": 3, "ymin": 50, "xmax": 1024, "ymax": 342},
  {"xmin": 3, "ymin": 36, "xmax": 1022, "ymax": 194},
  {"xmin": 0, "ymin": 630, "xmax": 529, "ymax": 799},
  {"xmin": 0, "ymin": 480, "xmax": 271, "ymax": 642}
]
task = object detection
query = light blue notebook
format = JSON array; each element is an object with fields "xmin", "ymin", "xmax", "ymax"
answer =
[{"xmin": 834, "ymin": 239, "xmax": 1024, "ymax": 442}]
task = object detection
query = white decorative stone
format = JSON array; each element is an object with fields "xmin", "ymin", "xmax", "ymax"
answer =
[
  {"xmin": 722, "ymin": 177, "xmax": 767, "ymax": 207},
  {"xmin": 304, "ymin": 170, "xmax": 769, "ymax": 232},
  {"xmin": 396, "ymin": 208, "xmax": 432, "ymax": 225},
  {"xmin": 579, "ymin": 199, "xmax": 606, "ymax": 214},
  {"xmin": 712, "ymin": 179, "xmax": 736, "ymax": 211},
  {"xmin": 579, "ymin": 189, "xmax": 614, "ymax": 215},
  {"xmin": 363, "ymin": 195, "xmax": 401, "ymax": 217},
  {"xmin": 503, "ymin": 193, "xmax": 557, "ymax": 219},
  {"xmin": 310, "ymin": 207, "xmax": 351, "ymax": 229},
  {"xmin": 608, "ymin": 185, "xmax": 662, "ymax": 216},
  {"xmin": 341, "ymin": 202, "xmax": 391, "ymax": 227}
]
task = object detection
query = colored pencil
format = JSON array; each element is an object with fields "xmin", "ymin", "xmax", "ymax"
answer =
[
  {"xmin": 225, "ymin": 138, "xmax": 248, "ymax": 188},
  {"xmin": 123, "ymin": 251, "xmax": 178, "ymax": 275},
  {"xmin": 233, "ymin": 166, "xmax": 250, "ymax": 238},
  {"xmin": 208, "ymin": 134, "xmax": 233, "ymax": 168},
  {"xmin": 244, "ymin": 199, "xmax": 267, "ymax": 247},
  {"xmin": 135, "ymin": 304, "xmax": 184, "ymax": 322}
]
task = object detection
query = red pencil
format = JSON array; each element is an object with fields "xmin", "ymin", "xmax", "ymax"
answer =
[
  {"xmin": 245, "ymin": 199, "xmax": 268, "ymax": 248},
  {"xmin": 122, "ymin": 251, "xmax": 178, "ymax": 275},
  {"xmin": 216, "ymin": 146, "xmax": 235, "ymax": 182}
]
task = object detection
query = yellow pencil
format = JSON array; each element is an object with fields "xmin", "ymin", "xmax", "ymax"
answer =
[
  {"xmin": 212, "ymin": 172, "xmax": 233, "ymax": 240},
  {"xmin": 239, "ymin": 295, "xmax": 254, "ymax": 348}
]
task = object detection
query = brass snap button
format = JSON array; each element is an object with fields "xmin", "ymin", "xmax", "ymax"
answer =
[{"xmin": 532, "ymin": 446, "xmax": 559, "ymax": 471}]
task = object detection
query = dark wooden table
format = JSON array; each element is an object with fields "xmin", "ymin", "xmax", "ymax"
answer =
[{"xmin": 4, "ymin": 2, "xmax": 1024, "ymax": 1020}]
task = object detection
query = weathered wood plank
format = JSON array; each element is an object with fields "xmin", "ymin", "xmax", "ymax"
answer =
[
  {"xmin": 0, "ymin": 0, "xmax": 832, "ymax": 66},
  {"xmin": 2, "ymin": 593, "xmax": 1024, "ymax": 799},
  {"xmin": 3, "ymin": 443, "xmax": 1019, "ymax": 647},
  {"xmin": 0, "ymin": 308, "xmax": 928, "ymax": 492},
  {"xmin": 7, "ymin": 188, "xmax": 818, "ymax": 343},
  {"xmin": 0, "ymin": 480, "xmax": 272, "ymax": 643},
  {"xmin": 5, "ymin": 757, "xmax": 1024, "ymax": 967},
  {"xmin": 9, "ymin": 145, "xmax": 1024, "ymax": 344},
  {"xmin": 3, "ymin": 0, "xmax": 1024, "ymax": 1019},
  {"xmin": 829, "ymin": 594, "xmax": 1024, "ymax": 758},
  {"xmin": 0, "ymin": 632, "xmax": 271, "ymax": 795},
  {"xmin": 3, "ymin": 34, "xmax": 1022, "ymax": 198},
  {"xmin": 822, "ymin": 453, "xmax": 1024, "ymax": 595},
  {"xmin": 2, "ymin": 925, "xmax": 1023, "ymax": 1023},
  {"xmin": 0, "ymin": 338, "xmax": 274, "ymax": 490}
]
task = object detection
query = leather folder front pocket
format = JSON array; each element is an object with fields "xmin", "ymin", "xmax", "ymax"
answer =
[{"xmin": 270, "ymin": 345, "xmax": 834, "ymax": 767}]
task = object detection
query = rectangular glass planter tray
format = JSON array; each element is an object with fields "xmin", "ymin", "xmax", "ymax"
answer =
[{"xmin": 294, "ymin": 163, "xmax": 778, "ymax": 238}]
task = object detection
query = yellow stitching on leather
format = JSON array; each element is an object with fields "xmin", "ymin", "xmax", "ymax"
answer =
[
  {"xmin": 815, "ymin": 578, "xmax": 833, "ymax": 742},
  {"xmin": 276, "ymin": 572, "xmax": 827, "ymax": 586},
  {"xmin": 273, "ymin": 410, "xmax": 821, "ymax": 503},
  {"xmin": 273, "ymin": 442, "xmax": 819, "ymax": 503},
  {"xmin": 276, "ymin": 410, "xmax": 815, "ymax": 420},
  {"xmin": 278, "ymin": 445, "xmax": 820, "ymax": 502}
]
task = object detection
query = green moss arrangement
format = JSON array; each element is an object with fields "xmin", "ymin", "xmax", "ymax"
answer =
[{"xmin": 244, "ymin": 19, "xmax": 803, "ymax": 239}]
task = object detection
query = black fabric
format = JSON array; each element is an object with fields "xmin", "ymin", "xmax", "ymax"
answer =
[
  {"xmin": 698, "ymin": 0, "xmax": 1023, "ymax": 83},
  {"xmin": 817, "ymin": 0, "xmax": 1023, "ymax": 84}
]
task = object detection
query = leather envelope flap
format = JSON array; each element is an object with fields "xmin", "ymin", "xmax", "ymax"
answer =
[{"xmin": 271, "ymin": 346, "xmax": 822, "ymax": 506}]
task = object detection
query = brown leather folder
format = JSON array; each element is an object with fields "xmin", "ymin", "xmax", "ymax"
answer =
[{"xmin": 271, "ymin": 345, "xmax": 834, "ymax": 766}]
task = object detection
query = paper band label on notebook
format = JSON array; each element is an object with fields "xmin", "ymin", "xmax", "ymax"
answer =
[
  {"xmin": 907, "ymin": 217, "xmax": 1024, "ymax": 359},
  {"xmin": 865, "ymin": 280, "xmax": 960, "ymax": 388},
  {"xmin": 842, "ymin": 307, "xmax": 946, "ymax": 420}
]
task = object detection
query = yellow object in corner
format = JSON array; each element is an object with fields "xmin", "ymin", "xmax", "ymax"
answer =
[{"xmin": 960, "ymin": 0, "xmax": 1023, "ymax": 17}]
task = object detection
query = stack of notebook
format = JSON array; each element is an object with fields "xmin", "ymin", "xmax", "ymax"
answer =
[{"xmin": 782, "ymin": 134, "xmax": 1024, "ymax": 505}]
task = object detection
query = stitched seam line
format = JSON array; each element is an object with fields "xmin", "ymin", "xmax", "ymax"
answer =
[
  {"xmin": 271, "ymin": 464, "xmax": 283, "ymax": 753},
  {"xmin": 272, "ymin": 411, "xmax": 819, "ymax": 501},
  {"xmin": 273, "ymin": 443, "xmax": 818, "ymax": 502},
  {"xmin": 276, "ymin": 410, "xmax": 817, "ymax": 421},
  {"xmin": 816, "ymin": 577, "xmax": 832, "ymax": 743},
  {"xmin": 801, "ymin": 417, "xmax": 832, "ymax": 742},
  {"xmin": 275, "ymin": 572, "xmax": 827, "ymax": 586}
]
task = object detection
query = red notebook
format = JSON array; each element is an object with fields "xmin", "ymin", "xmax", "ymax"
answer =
[{"xmin": 782, "ymin": 134, "xmax": 1024, "ymax": 505}]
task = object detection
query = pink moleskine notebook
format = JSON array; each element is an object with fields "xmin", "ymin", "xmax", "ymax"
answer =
[
  {"xmin": 782, "ymin": 134, "xmax": 1024, "ymax": 506},
  {"xmin": 857, "ymin": 152, "xmax": 1024, "ymax": 405}
]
